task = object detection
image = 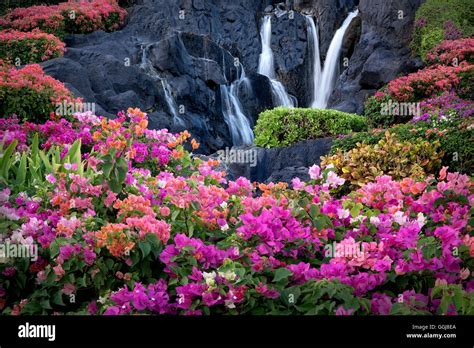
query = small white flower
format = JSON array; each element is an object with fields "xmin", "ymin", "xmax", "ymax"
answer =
[
  {"xmin": 220, "ymin": 202, "xmax": 228, "ymax": 209},
  {"xmin": 393, "ymin": 211, "xmax": 407, "ymax": 226},
  {"xmin": 157, "ymin": 180, "xmax": 166, "ymax": 188},
  {"xmin": 218, "ymin": 270, "xmax": 236, "ymax": 281},
  {"xmin": 220, "ymin": 224, "xmax": 229, "ymax": 231},
  {"xmin": 337, "ymin": 208, "xmax": 350, "ymax": 220},
  {"xmin": 416, "ymin": 212, "xmax": 426, "ymax": 228},
  {"xmin": 370, "ymin": 216, "xmax": 380, "ymax": 226},
  {"xmin": 203, "ymin": 271, "xmax": 217, "ymax": 287},
  {"xmin": 225, "ymin": 300, "xmax": 236, "ymax": 309}
]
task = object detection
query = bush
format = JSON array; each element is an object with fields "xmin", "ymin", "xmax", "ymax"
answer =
[
  {"xmin": 254, "ymin": 107, "xmax": 367, "ymax": 148},
  {"xmin": 385, "ymin": 63, "xmax": 473, "ymax": 102},
  {"xmin": 412, "ymin": 0, "xmax": 474, "ymax": 60},
  {"xmin": 364, "ymin": 92, "xmax": 415, "ymax": 128},
  {"xmin": 414, "ymin": 91, "xmax": 474, "ymax": 124},
  {"xmin": 0, "ymin": 29, "xmax": 65, "ymax": 65},
  {"xmin": 426, "ymin": 38, "xmax": 474, "ymax": 66},
  {"xmin": 0, "ymin": 64, "xmax": 80, "ymax": 122},
  {"xmin": 456, "ymin": 67, "xmax": 474, "ymax": 100},
  {"xmin": 0, "ymin": 1, "xmax": 62, "ymax": 16},
  {"xmin": 436, "ymin": 120, "xmax": 474, "ymax": 174},
  {"xmin": 322, "ymin": 132, "xmax": 443, "ymax": 187},
  {"xmin": 0, "ymin": 0, "xmax": 127, "ymax": 38},
  {"xmin": 329, "ymin": 120, "xmax": 473, "ymax": 174}
]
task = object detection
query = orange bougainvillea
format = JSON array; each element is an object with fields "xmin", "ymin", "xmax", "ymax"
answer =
[{"xmin": 95, "ymin": 224, "xmax": 135, "ymax": 258}]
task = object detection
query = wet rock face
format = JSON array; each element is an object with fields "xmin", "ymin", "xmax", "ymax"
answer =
[
  {"xmin": 41, "ymin": 0, "xmax": 421, "ymax": 154},
  {"xmin": 203, "ymin": 137, "xmax": 333, "ymax": 183},
  {"xmin": 328, "ymin": 0, "xmax": 424, "ymax": 114}
]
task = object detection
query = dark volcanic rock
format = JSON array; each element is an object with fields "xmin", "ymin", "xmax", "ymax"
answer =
[
  {"xmin": 205, "ymin": 138, "xmax": 332, "ymax": 183},
  {"xmin": 328, "ymin": 0, "xmax": 424, "ymax": 114}
]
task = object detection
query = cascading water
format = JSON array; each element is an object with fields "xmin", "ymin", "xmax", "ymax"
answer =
[
  {"xmin": 313, "ymin": 9, "xmax": 359, "ymax": 109},
  {"xmin": 220, "ymin": 66, "xmax": 254, "ymax": 146},
  {"xmin": 305, "ymin": 15, "xmax": 322, "ymax": 108},
  {"xmin": 161, "ymin": 79, "xmax": 184, "ymax": 127},
  {"xmin": 140, "ymin": 44, "xmax": 185, "ymax": 126},
  {"xmin": 258, "ymin": 15, "xmax": 294, "ymax": 107}
]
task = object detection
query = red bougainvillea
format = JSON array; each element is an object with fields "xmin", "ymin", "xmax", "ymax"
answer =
[
  {"xmin": 0, "ymin": 29, "xmax": 66, "ymax": 64},
  {"xmin": 0, "ymin": 64, "xmax": 81, "ymax": 121},
  {"xmin": 426, "ymin": 38, "xmax": 474, "ymax": 66},
  {"xmin": 386, "ymin": 62, "xmax": 473, "ymax": 102},
  {"xmin": 0, "ymin": 0, "xmax": 127, "ymax": 37}
]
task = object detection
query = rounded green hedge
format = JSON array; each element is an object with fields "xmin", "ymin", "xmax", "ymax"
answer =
[{"xmin": 254, "ymin": 107, "xmax": 367, "ymax": 148}]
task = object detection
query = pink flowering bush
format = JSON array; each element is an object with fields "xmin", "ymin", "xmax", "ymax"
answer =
[
  {"xmin": 0, "ymin": 29, "xmax": 65, "ymax": 65},
  {"xmin": 0, "ymin": 0, "xmax": 127, "ymax": 38},
  {"xmin": 0, "ymin": 109, "xmax": 472, "ymax": 316},
  {"xmin": 426, "ymin": 38, "xmax": 474, "ymax": 66},
  {"xmin": 385, "ymin": 63, "xmax": 472, "ymax": 102},
  {"xmin": 0, "ymin": 63, "xmax": 81, "ymax": 121}
]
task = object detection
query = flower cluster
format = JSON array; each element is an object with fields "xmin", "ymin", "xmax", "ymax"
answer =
[
  {"xmin": 0, "ymin": 0, "xmax": 127, "ymax": 37},
  {"xmin": 426, "ymin": 38, "xmax": 474, "ymax": 66},
  {"xmin": 386, "ymin": 63, "xmax": 472, "ymax": 102},
  {"xmin": 0, "ymin": 63, "xmax": 81, "ymax": 121},
  {"xmin": 0, "ymin": 28, "xmax": 65, "ymax": 64},
  {"xmin": 414, "ymin": 91, "xmax": 474, "ymax": 124}
]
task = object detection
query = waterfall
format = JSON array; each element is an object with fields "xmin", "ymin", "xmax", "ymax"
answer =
[
  {"xmin": 140, "ymin": 45, "xmax": 185, "ymax": 126},
  {"xmin": 258, "ymin": 15, "xmax": 294, "ymax": 107},
  {"xmin": 305, "ymin": 15, "xmax": 322, "ymax": 108},
  {"xmin": 161, "ymin": 79, "xmax": 184, "ymax": 127},
  {"xmin": 220, "ymin": 67, "xmax": 254, "ymax": 146},
  {"xmin": 313, "ymin": 9, "xmax": 359, "ymax": 109}
]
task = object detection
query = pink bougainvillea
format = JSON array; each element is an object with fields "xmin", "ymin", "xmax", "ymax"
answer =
[
  {"xmin": 0, "ymin": 0, "xmax": 127, "ymax": 36},
  {"xmin": 426, "ymin": 38, "xmax": 474, "ymax": 66},
  {"xmin": 386, "ymin": 62, "xmax": 472, "ymax": 102}
]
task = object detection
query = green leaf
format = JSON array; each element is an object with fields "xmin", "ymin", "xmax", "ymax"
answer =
[
  {"xmin": 138, "ymin": 241, "xmax": 151, "ymax": 258},
  {"xmin": 52, "ymin": 290, "xmax": 66, "ymax": 306},
  {"xmin": 439, "ymin": 295, "xmax": 452, "ymax": 314},
  {"xmin": 171, "ymin": 209, "xmax": 180, "ymax": 222},
  {"xmin": 0, "ymin": 139, "xmax": 17, "ymax": 178},
  {"xmin": 273, "ymin": 268, "xmax": 292, "ymax": 283},
  {"xmin": 15, "ymin": 152, "xmax": 27, "ymax": 187},
  {"xmin": 40, "ymin": 299, "xmax": 52, "ymax": 310}
]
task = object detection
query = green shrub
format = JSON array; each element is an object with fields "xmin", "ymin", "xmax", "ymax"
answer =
[
  {"xmin": 254, "ymin": 107, "xmax": 367, "ymax": 148},
  {"xmin": 420, "ymin": 28, "xmax": 445, "ymax": 61},
  {"xmin": 0, "ymin": 64, "xmax": 79, "ymax": 122},
  {"xmin": 412, "ymin": 0, "xmax": 474, "ymax": 60},
  {"xmin": 437, "ymin": 121, "xmax": 474, "ymax": 173},
  {"xmin": 457, "ymin": 67, "xmax": 474, "ymax": 100},
  {"xmin": 364, "ymin": 93, "xmax": 415, "ymax": 128}
]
